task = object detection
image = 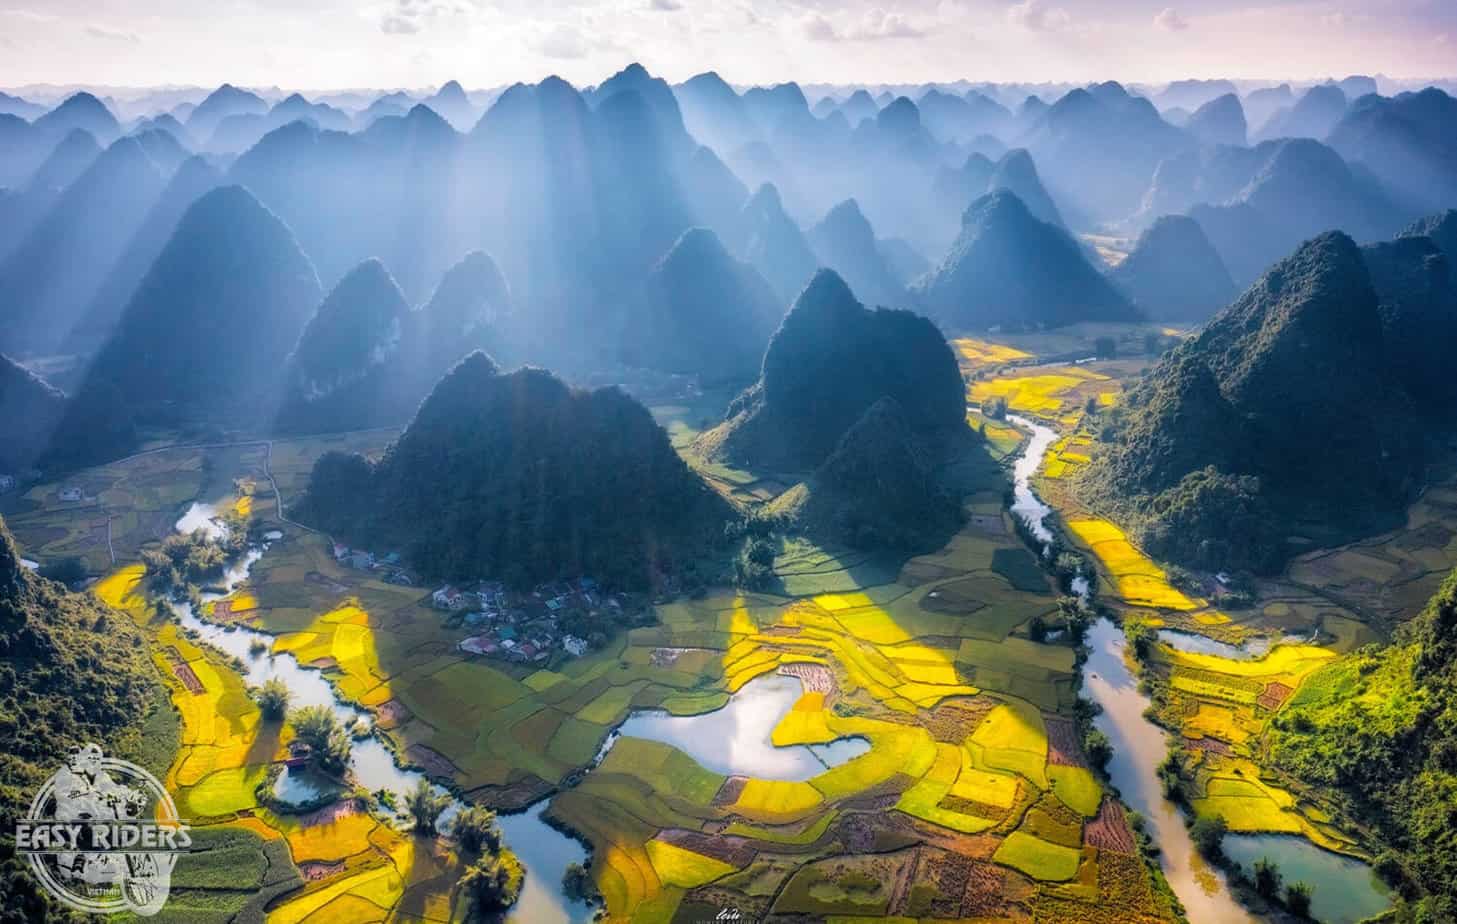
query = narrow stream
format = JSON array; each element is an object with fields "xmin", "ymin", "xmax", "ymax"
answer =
[
  {"xmin": 999, "ymin": 421, "xmax": 1258, "ymax": 922},
  {"xmin": 1001, "ymin": 421, "xmax": 1390, "ymax": 924}
]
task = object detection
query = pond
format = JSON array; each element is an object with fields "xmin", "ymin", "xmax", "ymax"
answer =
[
  {"xmin": 606, "ymin": 672, "xmax": 870, "ymax": 780},
  {"xmin": 1223, "ymin": 834, "xmax": 1390, "ymax": 924}
]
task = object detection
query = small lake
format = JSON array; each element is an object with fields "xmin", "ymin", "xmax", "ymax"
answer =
[
  {"xmin": 607, "ymin": 672, "xmax": 870, "ymax": 780},
  {"xmin": 1223, "ymin": 835, "xmax": 1390, "ymax": 924},
  {"xmin": 1157, "ymin": 629, "xmax": 1319, "ymax": 661}
]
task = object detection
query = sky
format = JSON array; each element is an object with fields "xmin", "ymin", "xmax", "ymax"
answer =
[{"xmin": 0, "ymin": 0, "xmax": 1453, "ymax": 91}]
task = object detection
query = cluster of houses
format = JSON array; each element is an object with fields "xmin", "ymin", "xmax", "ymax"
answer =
[
  {"xmin": 331, "ymin": 542, "xmax": 415, "ymax": 586},
  {"xmin": 438, "ymin": 577, "xmax": 633, "ymax": 664}
]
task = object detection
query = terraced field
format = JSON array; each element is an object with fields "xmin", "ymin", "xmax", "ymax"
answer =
[{"xmin": 11, "ymin": 396, "xmax": 1184, "ymax": 922}]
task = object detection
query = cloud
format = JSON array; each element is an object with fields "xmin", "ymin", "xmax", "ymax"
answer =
[
  {"xmin": 537, "ymin": 23, "xmax": 591, "ymax": 59},
  {"xmin": 378, "ymin": 0, "xmax": 473, "ymax": 36},
  {"xmin": 1006, "ymin": 0, "xmax": 1070, "ymax": 32},
  {"xmin": 650, "ymin": 0, "xmax": 684, "ymax": 10},
  {"xmin": 1, "ymin": 8, "xmax": 57, "ymax": 24},
  {"xmin": 802, "ymin": 7, "xmax": 928, "ymax": 42},
  {"xmin": 1153, "ymin": 8, "xmax": 1189, "ymax": 31},
  {"xmin": 85, "ymin": 24, "xmax": 141, "ymax": 43}
]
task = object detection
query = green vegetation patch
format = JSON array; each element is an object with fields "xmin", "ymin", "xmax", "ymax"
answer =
[
  {"xmin": 992, "ymin": 831, "xmax": 1082, "ymax": 881},
  {"xmin": 992, "ymin": 547, "xmax": 1052, "ymax": 593}
]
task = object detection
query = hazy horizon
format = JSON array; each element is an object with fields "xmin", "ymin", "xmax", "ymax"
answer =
[{"xmin": 1, "ymin": 0, "xmax": 1453, "ymax": 91}]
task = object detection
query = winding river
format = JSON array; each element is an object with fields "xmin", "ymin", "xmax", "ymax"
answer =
[
  {"xmin": 1003, "ymin": 418, "xmax": 1390, "ymax": 924},
  {"xmin": 168, "ymin": 503, "xmax": 590, "ymax": 923}
]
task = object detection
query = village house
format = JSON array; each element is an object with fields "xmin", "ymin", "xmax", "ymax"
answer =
[
  {"xmin": 432, "ymin": 585, "xmax": 471, "ymax": 610},
  {"xmin": 58, "ymin": 486, "xmax": 83, "ymax": 502},
  {"xmin": 563, "ymin": 635, "xmax": 588, "ymax": 657},
  {"xmin": 0, "ymin": 474, "xmax": 15, "ymax": 493}
]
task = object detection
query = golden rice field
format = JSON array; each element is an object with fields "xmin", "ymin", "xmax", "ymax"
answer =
[
  {"xmin": 21, "ymin": 411, "xmax": 1194, "ymax": 923},
  {"xmin": 968, "ymin": 367, "xmax": 1114, "ymax": 422}
]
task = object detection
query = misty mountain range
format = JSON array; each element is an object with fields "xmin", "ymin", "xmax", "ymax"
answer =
[{"xmin": 1, "ymin": 63, "xmax": 1454, "ymax": 475}]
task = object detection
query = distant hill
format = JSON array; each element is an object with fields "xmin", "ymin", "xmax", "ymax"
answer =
[
  {"xmin": 769, "ymin": 396, "xmax": 964, "ymax": 552},
  {"xmin": 913, "ymin": 190, "xmax": 1136, "ymax": 329},
  {"xmin": 0, "ymin": 128, "xmax": 100, "ymax": 260},
  {"xmin": 276, "ymin": 259, "xmax": 412, "ymax": 433},
  {"xmin": 1110, "ymin": 215, "xmax": 1236, "ymax": 320},
  {"xmin": 293, "ymin": 353, "xmax": 726, "ymax": 589},
  {"xmin": 30, "ymin": 92, "xmax": 119, "ymax": 146},
  {"xmin": 808, "ymin": 199, "xmax": 905, "ymax": 308},
  {"xmin": 278, "ymin": 251, "xmax": 513, "ymax": 435},
  {"xmin": 1184, "ymin": 93, "xmax": 1247, "ymax": 147},
  {"xmin": 1329, "ymin": 88, "xmax": 1457, "ymax": 216},
  {"xmin": 48, "ymin": 186, "xmax": 321, "ymax": 466},
  {"xmin": 1402, "ymin": 210, "xmax": 1457, "ymax": 260},
  {"xmin": 730, "ymin": 183, "xmax": 818, "ymax": 304},
  {"xmin": 618, "ymin": 228, "xmax": 783, "ymax": 386},
  {"xmin": 0, "ymin": 356, "xmax": 65, "ymax": 474},
  {"xmin": 1188, "ymin": 138, "xmax": 1404, "ymax": 285},
  {"xmin": 986, "ymin": 148, "xmax": 1063, "ymax": 227},
  {"xmin": 71, "ymin": 154, "xmax": 223, "ymax": 353},
  {"xmin": 186, "ymin": 84, "xmax": 268, "ymax": 141},
  {"xmin": 0, "ymin": 514, "xmax": 160, "ymax": 829},
  {"xmin": 693, "ymin": 269, "xmax": 965, "ymax": 473},
  {"xmin": 0, "ymin": 136, "xmax": 168, "ymax": 354},
  {"xmin": 1256, "ymin": 84, "xmax": 1346, "ymax": 141},
  {"xmin": 1081, "ymin": 231, "xmax": 1423, "ymax": 571}
]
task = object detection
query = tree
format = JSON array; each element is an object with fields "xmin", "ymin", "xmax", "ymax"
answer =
[
  {"xmin": 460, "ymin": 851, "xmax": 524, "ymax": 918},
  {"xmin": 289, "ymin": 704, "xmax": 351, "ymax": 776},
  {"xmin": 452, "ymin": 805, "xmax": 501, "ymax": 854},
  {"xmin": 1285, "ymin": 881, "xmax": 1313, "ymax": 917},
  {"xmin": 1027, "ymin": 613, "xmax": 1048, "ymax": 642},
  {"xmin": 256, "ymin": 678, "xmax": 290, "ymax": 720},
  {"xmin": 1190, "ymin": 814, "xmax": 1227, "ymax": 857},
  {"xmin": 1083, "ymin": 728, "xmax": 1113, "ymax": 771},
  {"xmin": 983, "ymin": 395, "xmax": 1008, "ymax": 420},
  {"xmin": 402, "ymin": 777, "xmax": 451, "ymax": 834},
  {"xmin": 1253, "ymin": 856, "xmax": 1282, "ymax": 899},
  {"xmin": 562, "ymin": 862, "xmax": 597, "ymax": 903},
  {"xmin": 1094, "ymin": 336, "xmax": 1117, "ymax": 358}
]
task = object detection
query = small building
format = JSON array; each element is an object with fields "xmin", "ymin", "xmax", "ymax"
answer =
[
  {"xmin": 0, "ymin": 475, "xmax": 15, "ymax": 493},
  {"xmin": 562, "ymin": 635, "xmax": 588, "ymax": 657},
  {"xmin": 458, "ymin": 636, "xmax": 496, "ymax": 656},
  {"xmin": 433, "ymin": 586, "xmax": 463, "ymax": 610},
  {"xmin": 58, "ymin": 487, "xmax": 83, "ymax": 502},
  {"xmin": 332, "ymin": 542, "xmax": 350, "ymax": 561},
  {"xmin": 347, "ymin": 551, "xmax": 375, "ymax": 571}
]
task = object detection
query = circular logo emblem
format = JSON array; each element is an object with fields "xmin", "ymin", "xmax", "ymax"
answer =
[{"xmin": 14, "ymin": 744, "xmax": 190, "ymax": 916}]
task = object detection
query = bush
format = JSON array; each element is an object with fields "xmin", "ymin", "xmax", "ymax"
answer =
[
  {"xmin": 289, "ymin": 705, "xmax": 351, "ymax": 776},
  {"xmin": 256, "ymin": 678, "xmax": 289, "ymax": 721},
  {"xmin": 461, "ymin": 850, "xmax": 524, "ymax": 917},
  {"xmin": 37, "ymin": 556, "xmax": 87, "ymax": 585},
  {"xmin": 1083, "ymin": 728, "xmax": 1112, "ymax": 771},
  {"xmin": 983, "ymin": 395, "xmax": 1008, "ymax": 420},
  {"xmin": 1285, "ymin": 880, "xmax": 1313, "ymax": 917},
  {"xmin": 402, "ymin": 777, "xmax": 452, "ymax": 833},
  {"xmin": 453, "ymin": 805, "xmax": 502, "ymax": 854},
  {"xmin": 1253, "ymin": 857, "xmax": 1282, "ymax": 899},
  {"xmin": 562, "ymin": 861, "xmax": 597, "ymax": 903},
  {"xmin": 1190, "ymin": 814, "xmax": 1227, "ymax": 858}
]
